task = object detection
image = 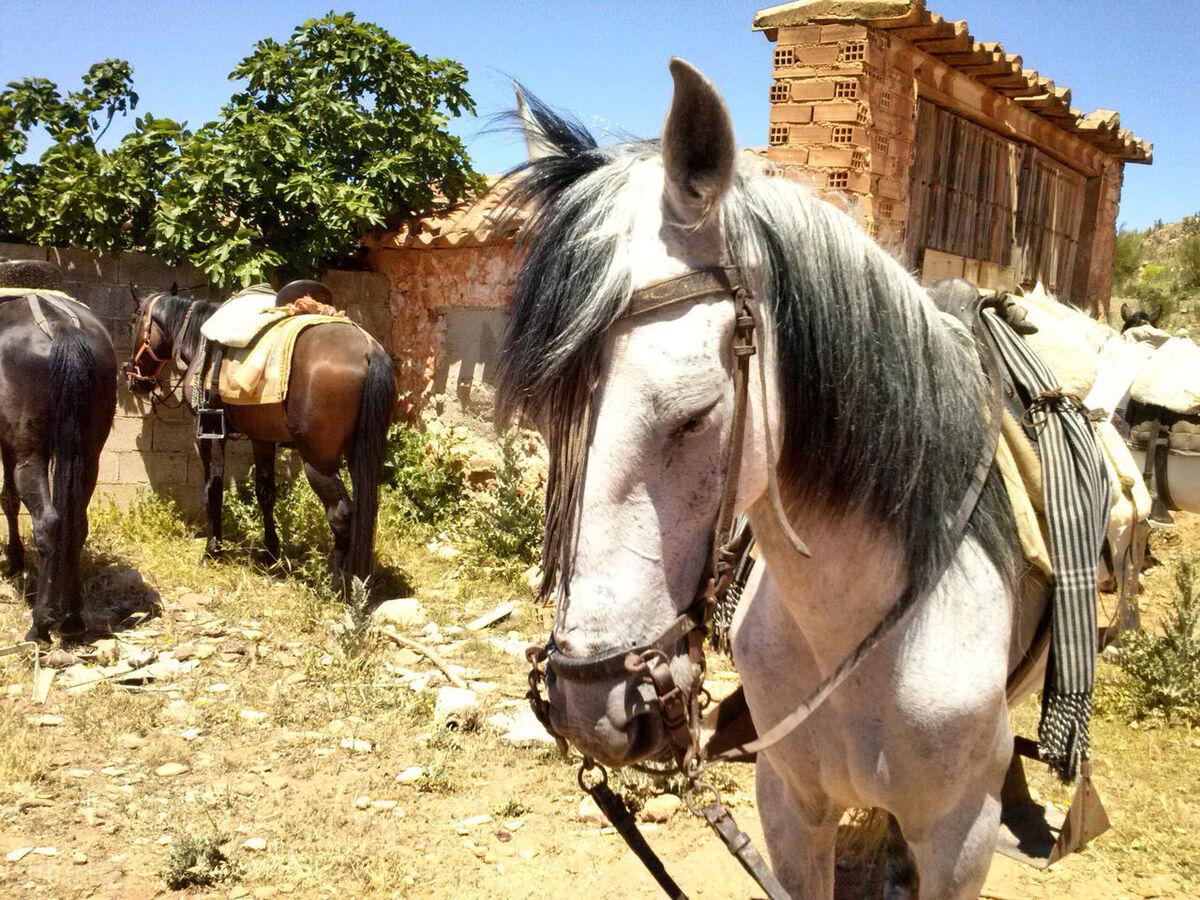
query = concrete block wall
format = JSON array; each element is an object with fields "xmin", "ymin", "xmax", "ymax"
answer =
[{"xmin": 0, "ymin": 242, "xmax": 251, "ymax": 516}]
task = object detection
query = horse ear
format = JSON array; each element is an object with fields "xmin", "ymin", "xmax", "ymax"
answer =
[
  {"xmin": 661, "ymin": 58, "xmax": 737, "ymax": 225},
  {"xmin": 1120, "ymin": 302, "xmax": 1134, "ymax": 324},
  {"xmin": 515, "ymin": 85, "xmax": 556, "ymax": 162},
  {"xmin": 169, "ymin": 281, "xmax": 178, "ymax": 296},
  {"xmin": 129, "ymin": 285, "xmax": 140, "ymax": 306}
]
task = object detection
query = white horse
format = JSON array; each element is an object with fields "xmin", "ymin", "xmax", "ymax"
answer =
[{"xmin": 502, "ymin": 62, "xmax": 1059, "ymax": 897}]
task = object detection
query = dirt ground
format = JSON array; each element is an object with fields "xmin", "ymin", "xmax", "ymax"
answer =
[{"xmin": 1, "ymin": 499, "xmax": 1197, "ymax": 899}]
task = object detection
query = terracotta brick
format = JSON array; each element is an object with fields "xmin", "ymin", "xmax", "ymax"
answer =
[
  {"xmin": 776, "ymin": 26, "xmax": 821, "ymax": 46},
  {"xmin": 809, "ymin": 148, "xmax": 856, "ymax": 168},
  {"xmin": 769, "ymin": 105, "xmax": 814, "ymax": 125},
  {"xmin": 788, "ymin": 124, "xmax": 833, "ymax": 143},
  {"xmin": 793, "ymin": 46, "xmax": 841, "ymax": 67},
  {"xmin": 820, "ymin": 25, "xmax": 869, "ymax": 44},
  {"xmin": 787, "ymin": 80, "xmax": 838, "ymax": 101},
  {"xmin": 770, "ymin": 147, "xmax": 810, "ymax": 166},
  {"xmin": 813, "ymin": 104, "xmax": 861, "ymax": 123},
  {"xmin": 779, "ymin": 167, "xmax": 826, "ymax": 189},
  {"xmin": 846, "ymin": 171, "xmax": 872, "ymax": 193}
]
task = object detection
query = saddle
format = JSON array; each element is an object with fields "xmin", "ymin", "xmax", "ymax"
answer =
[
  {"xmin": 192, "ymin": 280, "xmax": 344, "ymax": 439},
  {"xmin": 1126, "ymin": 400, "xmax": 1199, "ymax": 524}
]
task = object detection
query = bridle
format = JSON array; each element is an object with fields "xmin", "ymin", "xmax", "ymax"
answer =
[
  {"xmin": 524, "ymin": 261, "xmax": 1005, "ymax": 898},
  {"xmin": 124, "ymin": 294, "xmax": 195, "ymax": 406}
]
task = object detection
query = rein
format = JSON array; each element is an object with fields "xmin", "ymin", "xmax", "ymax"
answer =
[
  {"xmin": 525, "ymin": 263, "xmax": 1005, "ymax": 898},
  {"xmin": 124, "ymin": 295, "xmax": 192, "ymax": 411}
]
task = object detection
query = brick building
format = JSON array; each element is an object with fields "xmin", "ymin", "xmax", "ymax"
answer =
[{"xmin": 755, "ymin": 0, "xmax": 1151, "ymax": 314}]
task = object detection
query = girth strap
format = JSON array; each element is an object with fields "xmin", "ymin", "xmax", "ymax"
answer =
[{"xmin": 26, "ymin": 293, "xmax": 82, "ymax": 337}]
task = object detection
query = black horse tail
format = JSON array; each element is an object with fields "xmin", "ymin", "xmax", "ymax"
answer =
[
  {"xmin": 48, "ymin": 328, "xmax": 98, "ymax": 593},
  {"xmin": 346, "ymin": 347, "xmax": 396, "ymax": 583}
]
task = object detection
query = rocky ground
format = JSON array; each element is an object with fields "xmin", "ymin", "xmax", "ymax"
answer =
[{"xmin": 0, "ymin": 499, "xmax": 1197, "ymax": 898}]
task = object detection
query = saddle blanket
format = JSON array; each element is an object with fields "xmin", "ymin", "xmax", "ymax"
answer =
[
  {"xmin": 1129, "ymin": 337, "xmax": 1200, "ymax": 415},
  {"xmin": 217, "ymin": 313, "xmax": 356, "ymax": 406},
  {"xmin": 200, "ymin": 284, "xmax": 282, "ymax": 348},
  {"xmin": 997, "ymin": 411, "xmax": 1150, "ymax": 580}
]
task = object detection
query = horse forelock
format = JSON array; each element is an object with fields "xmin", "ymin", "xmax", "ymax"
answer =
[{"xmin": 498, "ymin": 97, "xmax": 1017, "ymax": 601}]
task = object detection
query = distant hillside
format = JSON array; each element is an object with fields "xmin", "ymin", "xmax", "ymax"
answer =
[{"xmin": 1113, "ymin": 214, "xmax": 1200, "ymax": 333}]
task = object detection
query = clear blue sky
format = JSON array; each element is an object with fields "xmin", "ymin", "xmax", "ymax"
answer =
[{"xmin": 1, "ymin": 1, "xmax": 1195, "ymax": 228}]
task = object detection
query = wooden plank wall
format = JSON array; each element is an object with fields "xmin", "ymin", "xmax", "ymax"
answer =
[{"xmin": 906, "ymin": 100, "xmax": 1086, "ymax": 302}]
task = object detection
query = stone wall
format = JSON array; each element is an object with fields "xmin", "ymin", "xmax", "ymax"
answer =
[{"xmin": 366, "ymin": 242, "xmax": 515, "ymax": 421}]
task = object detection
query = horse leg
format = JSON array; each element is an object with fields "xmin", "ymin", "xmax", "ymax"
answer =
[
  {"xmin": 897, "ymin": 777, "xmax": 1003, "ymax": 899},
  {"xmin": 13, "ymin": 457, "xmax": 57, "ymax": 644},
  {"xmin": 303, "ymin": 461, "xmax": 352, "ymax": 588},
  {"xmin": 756, "ymin": 752, "xmax": 841, "ymax": 899},
  {"xmin": 1, "ymin": 446, "xmax": 23, "ymax": 577},
  {"xmin": 252, "ymin": 440, "xmax": 280, "ymax": 562},
  {"xmin": 197, "ymin": 437, "xmax": 226, "ymax": 562}
]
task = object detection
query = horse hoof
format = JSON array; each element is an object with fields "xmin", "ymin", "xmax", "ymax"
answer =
[
  {"xmin": 23, "ymin": 626, "xmax": 52, "ymax": 649},
  {"xmin": 59, "ymin": 614, "xmax": 87, "ymax": 642}
]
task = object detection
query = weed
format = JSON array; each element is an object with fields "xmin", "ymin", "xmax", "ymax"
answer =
[
  {"xmin": 1179, "ymin": 234, "xmax": 1200, "ymax": 289},
  {"xmin": 460, "ymin": 428, "xmax": 544, "ymax": 572},
  {"xmin": 383, "ymin": 423, "xmax": 468, "ymax": 529},
  {"xmin": 1113, "ymin": 227, "xmax": 1146, "ymax": 290},
  {"xmin": 161, "ymin": 829, "xmax": 236, "ymax": 890},
  {"xmin": 1109, "ymin": 561, "xmax": 1200, "ymax": 724},
  {"xmin": 494, "ymin": 798, "xmax": 531, "ymax": 818}
]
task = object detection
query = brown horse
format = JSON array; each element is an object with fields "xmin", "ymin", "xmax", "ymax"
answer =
[
  {"xmin": 0, "ymin": 261, "xmax": 118, "ymax": 644},
  {"xmin": 124, "ymin": 287, "xmax": 396, "ymax": 586}
]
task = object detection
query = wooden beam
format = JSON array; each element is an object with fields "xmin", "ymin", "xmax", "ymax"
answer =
[
  {"xmin": 906, "ymin": 43, "xmax": 1109, "ymax": 175},
  {"xmin": 914, "ymin": 21, "xmax": 973, "ymax": 55}
]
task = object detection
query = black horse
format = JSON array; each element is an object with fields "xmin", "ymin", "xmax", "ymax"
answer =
[{"xmin": 0, "ymin": 260, "xmax": 117, "ymax": 644}]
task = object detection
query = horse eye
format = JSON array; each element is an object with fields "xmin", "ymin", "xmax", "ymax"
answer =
[{"xmin": 674, "ymin": 407, "xmax": 716, "ymax": 439}]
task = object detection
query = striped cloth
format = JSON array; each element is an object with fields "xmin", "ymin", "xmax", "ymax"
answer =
[{"xmin": 981, "ymin": 308, "xmax": 1110, "ymax": 782}]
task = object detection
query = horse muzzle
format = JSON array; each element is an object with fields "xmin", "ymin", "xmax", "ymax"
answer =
[{"xmin": 528, "ymin": 631, "xmax": 700, "ymax": 767}]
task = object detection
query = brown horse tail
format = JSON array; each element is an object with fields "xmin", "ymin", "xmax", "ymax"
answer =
[
  {"xmin": 346, "ymin": 346, "xmax": 396, "ymax": 581},
  {"xmin": 48, "ymin": 327, "xmax": 99, "ymax": 599}
]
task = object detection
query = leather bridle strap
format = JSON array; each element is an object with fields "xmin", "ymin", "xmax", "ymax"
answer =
[{"xmin": 706, "ymin": 300, "xmax": 1006, "ymax": 763}]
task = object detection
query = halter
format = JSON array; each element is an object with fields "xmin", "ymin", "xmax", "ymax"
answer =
[
  {"xmin": 525, "ymin": 261, "xmax": 1004, "ymax": 899},
  {"xmin": 124, "ymin": 294, "xmax": 195, "ymax": 395}
]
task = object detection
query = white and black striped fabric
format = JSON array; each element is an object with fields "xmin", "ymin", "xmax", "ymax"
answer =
[{"xmin": 981, "ymin": 308, "xmax": 1110, "ymax": 782}]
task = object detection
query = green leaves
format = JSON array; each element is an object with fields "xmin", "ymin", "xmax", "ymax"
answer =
[{"xmin": 1, "ymin": 13, "xmax": 483, "ymax": 290}]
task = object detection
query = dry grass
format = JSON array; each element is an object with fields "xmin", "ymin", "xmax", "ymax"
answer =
[{"xmin": 0, "ymin": 494, "xmax": 1198, "ymax": 897}]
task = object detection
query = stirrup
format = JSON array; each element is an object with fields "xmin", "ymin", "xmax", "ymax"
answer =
[{"xmin": 195, "ymin": 408, "xmax": 227, "ymax": 441}]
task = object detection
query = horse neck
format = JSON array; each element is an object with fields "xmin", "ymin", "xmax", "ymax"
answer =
[
  {"xmin": 747, "ymin": 494, "xmax": 909, "ymax": 666},
  {"xmin": 165, "ymin": 299, "xmax": 216, "ymax": 367}
]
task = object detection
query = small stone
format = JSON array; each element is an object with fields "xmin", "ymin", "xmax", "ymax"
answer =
[
  {"xmin": 25, "ymin": 714, "xmax": 63, "ymax": 727},
  {"xmin": 193, "ymin": 644, "xmax": 218, "ymax": 660},
  {"xmin": 206, "ymin": 682, "xmax": 231, "ymax": 694},
  {"xmin": 240, "ymin": 709, "xmax": 268, "ymax": 724},
  {"xmin": 176, "ymin": 592, "xmax": 212, "ymax": 610},
  {"xmin": 339, "ymin": 738, "xmax": 372, "ymax": 754},
  {"xmin": 641, "ymin": 794, "xmax": 682, "ymax": 824},
  {"xmin": 5, "ymin": 847, "xmax": 33, "ymax": 862},
  {"xmin": 155, "ymin": 762, "xmax": 189, "ymax": 777},
  {"xmin": 71, "ymin": 851, "xmax": 88, "ymax": 865},
  {"xmin": 434, "ymin": 687, "xmax": 478, "ymax": 728},
  {"xmin": 179, "ymin": 728, "xmax": 202, "ymax": 742},
  {"xmin": 241, "ymin": 629, "xmax": 264, "ymax": 641},
  {"xmin": 354, "ymin": 795, "xmax": 371, "ymax": 809},
  {"xmin": 273, "ymin": 652, "xmax": 298, "ymax": 668},
  {"xmin": 229, "ymin": 887, "xmax": 251, "ymax": 898},
  {"xmin": 118, "ymin": 733, "xmax": 146, "ymax": 750},
  {"xmin": 253, "ymin": 887, "xmax": 278, "ymax": 899},
  {"xmin": 32, "ymin": 847, "xmax": 61, "ymax": 857},
  {"xmin": 371, "ymin": 598, "xmax": 427, "ymax": 630},
  {"xmin": 371, "ymin": 799, "xmax": 398, "ymax": 812},
  {"xmin": 242, "ymin": 837, "xmax": 267, "ymax": 852},
  {"xmin": 395, "ymin": 766, "xmax": 424, "ymax": 783},
  {"xmin": 578, "ymin": 796, "xmax": 605, "ymax": 825},
  {"xmin": 65, "ymin": 768, "xmax": 94, "ymax": 779}
]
